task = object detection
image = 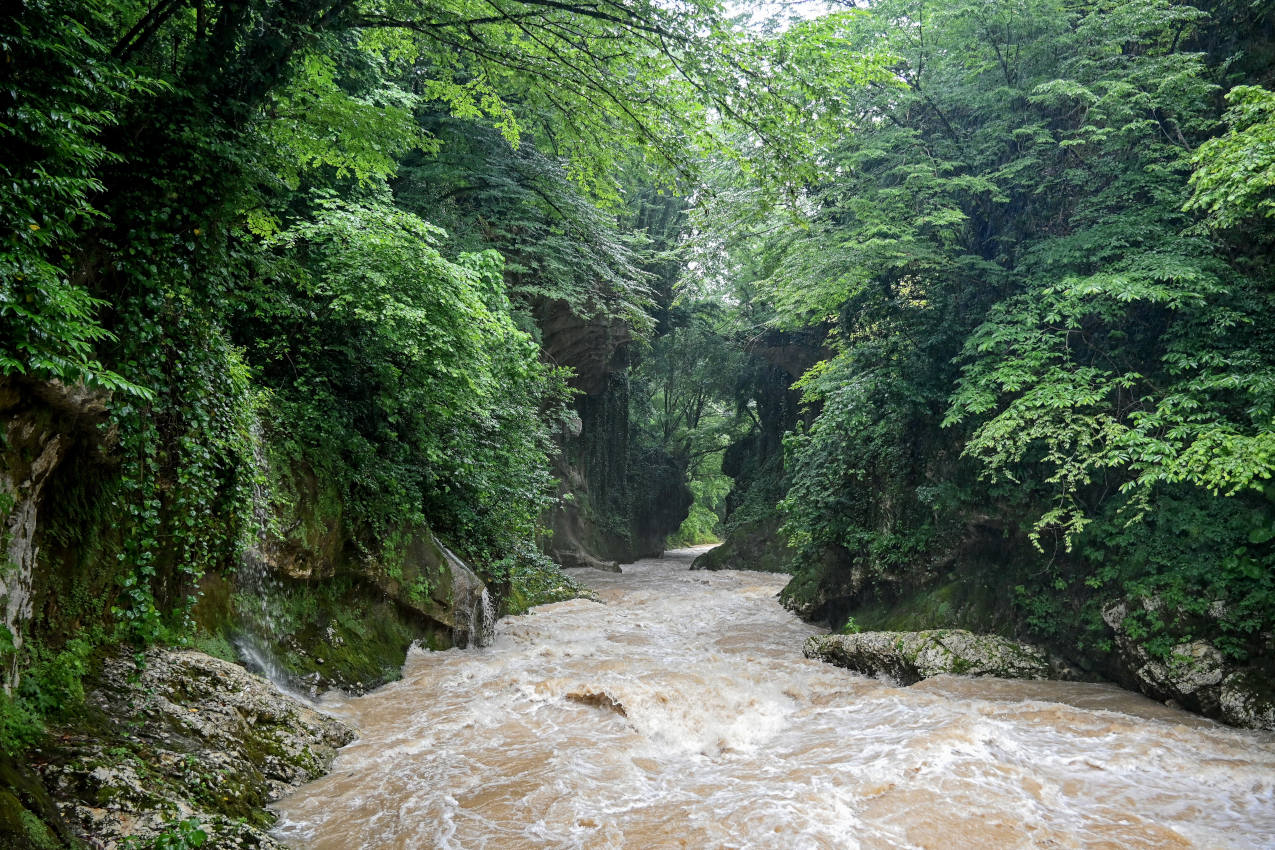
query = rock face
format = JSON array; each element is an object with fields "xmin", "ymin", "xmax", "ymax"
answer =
[
  {"xmin": 37, "ymin": 649, "xmax": 354, "ymax": 849},
  {"xmin": 804, "ymin": 630, "xmax": 1060, "ymax": 685},
  {"xmin": 256, "ymin": 461, "xmax": 492, "ymax": 641},
  {"xmin": 692, "ymin": 516, "xmax": 792, "ymax": 573},
  {"xmin": 0, "ymin": 378, "xmax": 107, "ymax": 691},
  {"xmin": 545, "ymin": 370, "xmax": 691, "ymax": 568},
  {"xmin": 210, "ymin": 453, "xmax": 498, "ymax": 696},
  {"xmin": 700, "ymin": 331, "xmax": 826, "ymax": 583},
  {"xmin": 1102, "ymin": 601, "xmax": 1275, "ymax": 730}
]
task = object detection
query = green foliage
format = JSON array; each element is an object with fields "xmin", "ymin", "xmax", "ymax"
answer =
[
  {"xmin": 0, "ymin": 694, "xmax": 43, "ymax": 758},
  {"xmin": 8, "ymin": 0, "xmax": 1273, "ymax": 782},
  {"xmin": 0, "ymin": 636, "xmax": 98, "ymax": 756},
  {"xmin": 120, "ymin": 817, "xmax": 207, "ymax": 850},
  {"xmin": 689, "ymin": 0, "xmax": 1275, "ymax": 659},
  {"xmin": 394, "ymin": 119, "xmax": 654, "ymax": 329},
  {"xmin": 108, "ymin": 328, "xmax": 261, "ymax": 643},
  {"xmin": 627, "ymin": 303, "xmax": 750, "ymax": 549},
  {"xmin": 243, "ymin": 196, "xmax": 568, "ymax": 560},
  {"xmin": 2, "ymin": 0, "xmax": 835, "ymax": 675},
  {"xmin": 0, "ymin": 0, "xmax": 153, "ymax": 395},
  {"xmin": 1187, "ymin": 85, "xmax": 1275, "ymax": 228},
  {"xmin": 497, "ymin": 549, "xmax": 592, "ymax": 615},
  {"xmin": 1077, "ymin": 487, "xmax": 1275, "ymax": 659},
  {"xmin": 668, "ymin": 463, "xmax": 732, "ymax": 548},
  {"xmin": 259, "ymin": 47, "xmax": 432, "ymax": 194}
]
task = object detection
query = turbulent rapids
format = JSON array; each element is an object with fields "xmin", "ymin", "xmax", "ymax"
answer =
[{"xmin": 273, "ymin": 547, "xmax": 1275, "ymax": 849}]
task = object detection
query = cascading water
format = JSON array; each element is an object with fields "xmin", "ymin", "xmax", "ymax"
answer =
[
  {"xmin": 437, "ymin": 538, "xmax": 495, "ymax": 648},
  {"xmin": 272, "ymin": 546, "xmax": 1275, "ymax": 849},
  {"xmin": 230, "ymin": 423, "xmax": 311, "ymax": 699},
  {"xmin": 470, "ymin": 586, "xmax": 497, "ymax": 648}
]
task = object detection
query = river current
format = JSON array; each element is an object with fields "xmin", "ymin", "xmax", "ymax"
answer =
[{"xmin": 273, "ymin": 547, "xmax": 1275, "ymax": 849}]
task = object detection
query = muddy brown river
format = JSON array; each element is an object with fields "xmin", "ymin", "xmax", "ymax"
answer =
[{"xmin": 273, "ymin": 547, "xmax": 1275, "ymax": 849}]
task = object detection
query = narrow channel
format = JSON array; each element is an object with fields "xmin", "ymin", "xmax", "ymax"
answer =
[{"xmin": 273, "ymin": 547, "xmax": 1275, "ymax": 849}]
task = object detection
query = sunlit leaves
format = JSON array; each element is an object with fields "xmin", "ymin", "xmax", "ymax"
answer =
[
  {"xmin": 260, "ymin": 50, "xmax": 432, "ymax": 190},
  {"xmin": 1186, "ymin": 85, "xmax": 1275, "ymax": 229}
]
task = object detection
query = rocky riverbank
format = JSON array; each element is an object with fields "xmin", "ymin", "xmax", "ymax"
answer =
[
  {"xmin": 21, "ymin": 649, "xmax": 352, "ymax": 849},
  {"xmin": 805, "ymin": 626, "xmax": 1275, "ymax": 732}
]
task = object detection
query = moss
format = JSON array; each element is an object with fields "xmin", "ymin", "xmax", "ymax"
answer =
[
  {"xmin": 503, "ymin": 563, "xmax": 591, "ymax": 616},
  {"xmin": 0, "ymin": 755, "xmax": 75, "ymax": 850},
  {"xmin": 0, "ymin": 792, "xmax": 56, "ymax": 850},
  {"xmin": 844, "ymin": 573, "xmax": 1013, "ymax": 636},
  {"xmin": 420, "ymin": 632, "xmax": 451, "ymax": 652},
  {"xmin": 696, "ymin": 515, "xmax": 795, "ymax": 574},
  {"xmin": 189, "ymin": 574, "xmax": 234, "ymax": 637},
  {"xmin": 262, "ymin": 453, "xmax": 347, "ymax": 580},
  {"xmin": 229, "ymin": 576, "xmax": 441, "ymax": 692},
  {"xmin": 779, "ymin": 567, "xmax": 817, "ymax": 601},
  {"xmin": 17, "ymin": 809, "xmax": 58, "ymax": 850},
  {"xmin": 185, "ymin": 632, "xmax": 237, "ymax": 663}
]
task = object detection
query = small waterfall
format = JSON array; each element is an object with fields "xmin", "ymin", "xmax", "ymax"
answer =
[
  {"xmin": 436, "ymin": 538, "xmax": 496, "ymax": 648},
  {"xmin": 231, "ymin": 423, "xmax": 304, "ymax": 696},
  {"xmin": 468, "ymin": 586, "xmax": 497, "ymax": 648}
]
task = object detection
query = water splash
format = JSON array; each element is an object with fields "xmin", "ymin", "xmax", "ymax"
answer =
[
  {"xmin": 273, "ymin": 546, "xmax": 1275, "ymax": 850},
  {"xmin": 469, "ymin": 586, "xmax": 497, "ymax": 648}
]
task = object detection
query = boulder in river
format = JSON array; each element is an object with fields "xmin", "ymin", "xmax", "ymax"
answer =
[{"xmin": 804, "ymin": 629, "xmax": 1059, "ymax": 685}]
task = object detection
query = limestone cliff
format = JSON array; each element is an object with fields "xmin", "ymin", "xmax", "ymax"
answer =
[
  {"xmin": 34, "ymin": 648, "xmax": 353, "ymax": 849},
  {"xmin": 536, "ymin": 307, "xmax": 691, "ymax": 567}
]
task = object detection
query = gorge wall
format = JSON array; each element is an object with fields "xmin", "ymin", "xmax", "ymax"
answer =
[
  {"xmin": 0, "ymin": 375, "xmax": 513, "ymax": 847},
  {"xmin": 693, "ymin": 329, "xmax": 823, "ymax": 575},
  {"xmin": 534, "ymin": 299, "xmax": 692, "ymax": 568}
]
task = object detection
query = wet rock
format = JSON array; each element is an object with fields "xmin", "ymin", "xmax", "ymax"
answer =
[
  {"xmin": 693, "ymin": 515, "xmax": 794, "ymax": 574},
  {"xmin": 804, "ymin": 629, "xmax": 1055, "ymax": 685},
  {"xmin": 1136, "ymin": 640, "xmax": 1225, "ymax": 695},
  {"xmin": 555, "ymin": 550, "xmax": 621, "ymax": 572},
  {"xmin": 1219, "ymin": 670, "xmax": 1275, "ymax": 730},
  {"xmin": 779, "ymin": 550, "xmax": 868, "ymax": 622},
  {"xmin": 38, "ymin": 648, "xmax": 354, "ymax": 849},
  {"xmin": 0, "ymin": 378, "xmax": 99, "ymax": 690},
  {"xmin": 1102, "ymin": 600, "xmax": 1275, "ymax": 730}
]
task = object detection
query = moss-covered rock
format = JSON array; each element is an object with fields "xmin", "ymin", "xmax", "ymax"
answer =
[
  {"xmin": 777, "ymin": 547, "xmax": 862, "ymax": 622},
  {"xmin": 804, "ymin": 629, "xmax": 1065, "ymax": 685},
  {"xmin": 37, "ymin": 648, "xmax": 353, "ymax": 849},
  {"xmin": 1102, "ymin": 601, "xmax": 1275, "ymax": 730},
  {"xmin": 691, "ymin": 516, "xmax": 794, "ymax": 574},
  {"xmin": 259, "ymin": 455, "xmax": 488, "ymax": 640},
  {"xmin": 502, "ymin": 561, "xmax": 595, "ymax": 616},
  {"xmin": 838, "ymin": 574, "xmax": 1015, "ymax": 636},
  {"xmin": 191, "ymin": 461, "xmax": 496, "ymax": 694},
  {"xmin": 0, "ymin": 754, "xmax": 77, "ymax": 850},
  {"xmin": 239, "ymin": 583, "xmax": 448, "ymax": 695}
]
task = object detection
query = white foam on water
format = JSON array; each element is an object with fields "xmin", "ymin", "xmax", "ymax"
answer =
[{"xmin": 272, "ymin": 547, "xmax": 1275, "ymax": 850}]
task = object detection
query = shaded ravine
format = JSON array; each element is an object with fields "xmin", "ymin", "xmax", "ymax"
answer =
[{"xmin": 273, "ymin": 547, "xmax": 1275, "ymax": 849}]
